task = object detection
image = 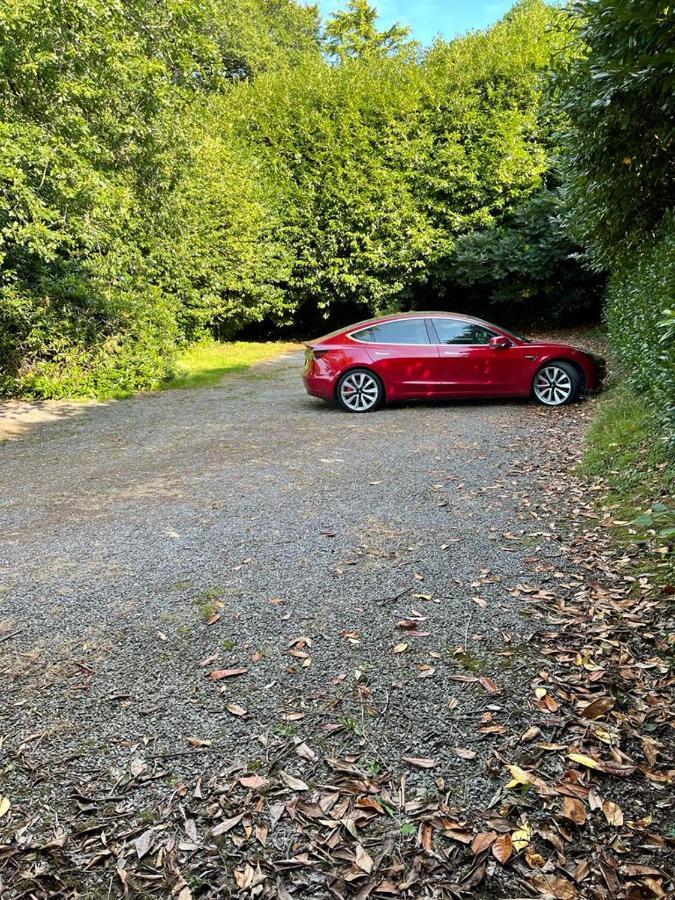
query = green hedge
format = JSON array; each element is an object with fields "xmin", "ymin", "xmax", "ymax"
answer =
[{"xmin": 605, "ymin": 215, "xmax": 675, "ymax": 442}]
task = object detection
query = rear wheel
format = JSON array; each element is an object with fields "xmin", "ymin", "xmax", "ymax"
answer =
[
  {"xmin": 533, "ymin": 362, "xmax": 580, "ymax": 406},
  {"xmin": 337, "ymin": 369, "xmax": 384, "ymax": 413}
]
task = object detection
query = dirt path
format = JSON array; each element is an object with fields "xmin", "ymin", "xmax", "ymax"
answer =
[{"xmin": 0, "ymin": 349, "xmax": 671, "ymax": 898}]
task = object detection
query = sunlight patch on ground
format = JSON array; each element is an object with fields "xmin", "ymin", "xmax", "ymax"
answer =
[{"xmin": 162, "ymin": 341, "xmax": 300, "ymax": 391}]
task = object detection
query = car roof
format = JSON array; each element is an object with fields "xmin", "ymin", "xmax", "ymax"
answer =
[
  {"xmin": 346, "ymin": 311, "xmax": 497, "ymax": 331},
  {"xmin": 310, "ymin": 311, "xmax": 509, "ymax": 344}
]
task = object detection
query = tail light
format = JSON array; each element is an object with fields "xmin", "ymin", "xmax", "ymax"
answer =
[{"xmin": 304, "ymin": 347, "xmax": 330, "ymax": 362}]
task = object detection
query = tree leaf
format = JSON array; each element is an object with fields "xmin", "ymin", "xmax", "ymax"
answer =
[
  {"xmin": 209, "ymin": 667, "xmax": 248, "ymax": 680},
  {"xmin": 402, "ymin": 756, "xmax": 436, "ymax": 769},
  {"xmin": 471, "ymin": 831, "xmax": 497, "ymax": 854},
  {"xmin": 279, "ymin": 771, "xmax": 308, "ymax": 791},
  {"xmin": 492, "ymin": 833, "xmax": 512, "ymax": 864}
]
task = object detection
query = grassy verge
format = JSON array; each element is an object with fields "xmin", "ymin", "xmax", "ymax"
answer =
[
  {"xmin": 580, "ymin": 384, "xmax": 674, "ymax": 575},
  {"xmin": 161, "ymin": 341, "xmax": 298, "ymax": 391}
]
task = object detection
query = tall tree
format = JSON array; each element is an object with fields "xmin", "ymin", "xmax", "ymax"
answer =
[{"xmin": 324, "ymin": 0, "xmax": 414, "ymax": 62}]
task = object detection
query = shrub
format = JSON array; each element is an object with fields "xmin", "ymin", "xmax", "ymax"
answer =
[{"xmin": 604, "ymin": 215, "xmax": 675, "ymax": 442}]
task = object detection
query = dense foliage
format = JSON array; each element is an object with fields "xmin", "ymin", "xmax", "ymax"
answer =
[
  {"xmin": 0, "ymin": 0, "xmax": 319, "ymax": 396},
  {"xmin": 1, "ymin": 0, "xmax": 602, "ymax": 397},
  {"xmin": 557, "ymin": 0, "xmax": 675, "ymax": 439}
]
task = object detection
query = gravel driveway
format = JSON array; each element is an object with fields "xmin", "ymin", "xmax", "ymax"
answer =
[{"xmin": 0, "ymin": 349, "xmax": 594, "ymax": 896}]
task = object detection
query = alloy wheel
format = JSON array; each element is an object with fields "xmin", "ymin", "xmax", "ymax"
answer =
[
  {"xmin": 533, "ymin": 365, "xmax": 573, "ymax": 406},
  {"xmin": 339, "ymin": 371, "xmax": 380, "ymax": 411}
]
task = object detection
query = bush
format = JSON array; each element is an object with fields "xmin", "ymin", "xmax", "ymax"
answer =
[
  {"xmin": 604, "ymin": 215, "xmax": 675, "ymax": 442},
  {"xmin": 434, "ymin": 188, "xmax": 604, "ymax": 326}
]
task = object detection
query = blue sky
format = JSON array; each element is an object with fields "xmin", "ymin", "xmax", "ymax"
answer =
[{"xmin": 316, "ymin": 1, "xmax": 516, "ymax": 45}]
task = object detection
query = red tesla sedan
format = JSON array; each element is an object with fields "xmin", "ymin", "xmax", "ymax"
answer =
[{"xmin": 303, "ymin": 312, "xmax": 604, "ymax": 412}]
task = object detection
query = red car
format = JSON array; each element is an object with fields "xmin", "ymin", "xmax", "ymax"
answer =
[{"xmin": 303, "ymin": 312, "xmax": 604, "ymax": 412}]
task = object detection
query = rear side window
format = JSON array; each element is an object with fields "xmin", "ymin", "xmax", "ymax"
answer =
[
  {"xmin": 351, "ymin": 319, "xmax": 430, "ymax": 344},
  {"xmin": 431, "ymin": 319, "xmax": 496, "ymax": 345}
]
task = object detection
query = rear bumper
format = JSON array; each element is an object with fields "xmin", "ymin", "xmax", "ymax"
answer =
[{"xmin": 303, "ymin": 372, "xmax": 335, "ymax": 401}]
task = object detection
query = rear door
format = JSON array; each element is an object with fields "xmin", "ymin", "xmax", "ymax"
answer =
[
  {"xmin": 350, "ymin": 318, "xmax": 439, "ymax": 399},
  {"xmin": 429, "ymin": 317, "xmax": 522, "ymax": 396}
]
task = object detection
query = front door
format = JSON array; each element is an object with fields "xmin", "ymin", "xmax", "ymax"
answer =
[{"xmin": 428, "ymin": 317, "xmax": 521, "ymax": 396}]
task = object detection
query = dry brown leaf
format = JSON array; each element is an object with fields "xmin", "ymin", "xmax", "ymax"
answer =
[
  {"xmin": 239, "ymin": 774, "xmax": 269, "ymax": 790},
  {"xmin": 226, "ymin": 702, "xmax": 247, "ymax": 717},
  {"xmin": 479, "ymin": 676, "xmax": 499, "ymax": 693},
  {"xmin": 530, "ymin": 874, "xmax": 577, "ymax": 899},
  {"xmin": 208, "ymin": 667, "xmax": 247, "ymax": 680},
  {"xmin": 354, "ymin": 843, "xmax": 374, "ymax": 874},
  {"xmin": 562, "ymin": 796, "xmax": 587, "ymax": 826},
  {"xmin": 134, "ymin": 829, "xmax": 154, "ymax": 859},
  {"xmin": 491, "ymin": 833, "xmax": 512, "ymax": 864},
  {"xmin": 452, "ymin": 747, "xmax": 477, "ymax": 760},
  {"xmin": 279, "ymin": 771, "xmax": 309, "ymax": 791},
  {"xmin": 212, "ymin": 813, "xmax": 244, "ymax": 836},
  {"xmin": 185, "ymin": 736, "xmax": 212, "ymax": 748},
  {"xmin": 580, "ymin": 696, "xmax": 614, "ymax": 719},
  {"xmin": 402, "ymin": 756, "xmax": 436, "ymax": 769},
  {"xmin": 602, "ymin": 799, "xmax": 623, "ymax": 825},
  {"xmin": 471, "ymin": 831, "xmax": 497, "ymax": 854}
]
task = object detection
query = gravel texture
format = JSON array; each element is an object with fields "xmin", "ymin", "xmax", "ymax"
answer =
[{"xmin": 0, "ymin": 349, "xmax": 586, "ymax": 835}]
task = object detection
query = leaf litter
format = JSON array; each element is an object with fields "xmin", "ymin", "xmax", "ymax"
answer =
[{"xmin": 0, "ymin": 399, "xmax": 672, "ymax": 898}]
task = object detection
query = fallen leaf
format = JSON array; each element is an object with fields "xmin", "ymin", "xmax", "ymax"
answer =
[
  {"xmin": 511, "ymin": 822, "xmax": 531, "ymax": 851},
  {"xmin": 471, "ymin": 831, "xmax": 497, "ymax": 854},
  {"xmin": 209, "ymin": 667, "xmax": 248, "ymax": 680},
  {"xmin": 239, "ymin": 774, "xmax": 269, "ymax": 790},
  {"xmin": 580, "ymin": 697, "xmax": 614, "ymax": 719},
  {"xmin": 568, "ymin": 752, "xmax": 599, "ymax": 770},
  {"xmin": 186, "ymin": 736, "xmax": 212, "ymax": 748},
  {"xmin": 354, "ymin": 843, "xmax": 374, "ymax": 874},
  {"xmin": 452, "ymin": 747, "xmax": 477, "ymax": 760},
  {"xmin": 562, "ymin": 796, "xmax": 587, "ymax": 826},
  {"xmin": 226, "ymin": 702, "xmax": 247, "ymax": 717},
  {"xmin": 602, "ymin": 799, "xmax": 623, "ymax": 825},
  {"xmin": 134, "ymin": 829, "xmax": 154, "ymax": 859},
  {"xmin": 402, "ymin": 756, "xmax": 436, "ymax": 769},
  {"xmin": 530, "ymin": 874, "xmax": 577, "ymax": 899},
  {"xmin": 492, "ymin": 833, "xmax": 512, "ymax": 864},
  {"xmin": 0, "ymin": 796, "xmax": 9, "ymax": 819},
  {"xmin": 279, "ymin": 771, "xmax": 309, "ymax": 791},
  {"xmin": 393, "ymin": 642, "xmax": 408, "ymax": 653},
  {"xmin": 212, "ymin": 813, "xmax": 244, "ymax": 836}
]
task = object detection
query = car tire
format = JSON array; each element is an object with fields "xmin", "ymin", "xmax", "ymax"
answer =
[
  {"xmin": 336, "ymin": 368, "xmax": 384, "ymax": 413},
  {"xmin": 532, "ymin": 361, "xmax": 581, "ymax": 407}
]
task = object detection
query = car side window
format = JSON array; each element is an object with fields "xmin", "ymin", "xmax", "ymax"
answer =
[
  {"xmin": 351, "ymin": 319, "xmax": 430, "ymax": 344},
  {"xmin": 431, "ymin": 319, "xmax": 496, "ymax": 345}
]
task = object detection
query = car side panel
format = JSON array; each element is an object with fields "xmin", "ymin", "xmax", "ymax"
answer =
[
  {"xmin": 362, "ymin": 342, "xmax": 440, "ymax": 400},
  {"xmin": 434, "ymin": 344, "xmax": 534, "ymax": 396}
]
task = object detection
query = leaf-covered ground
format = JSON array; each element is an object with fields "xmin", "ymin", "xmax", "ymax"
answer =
[{"xmin": 0, "ymin": 337, "xmax": 672, "ymax": 898}]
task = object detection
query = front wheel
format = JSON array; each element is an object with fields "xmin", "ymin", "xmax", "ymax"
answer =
[
  {"xmin": 533, "ymin": 362, "xmax": 581, "ymax": 407},
  {"xmin": 336, "ymin": 369, "xmax": 384, "ymax": 413}
]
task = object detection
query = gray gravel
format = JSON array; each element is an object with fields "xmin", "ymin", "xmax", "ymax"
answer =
[{"xmin": 0, "ymin": 352, "xmax": 578, "ymax": 816}]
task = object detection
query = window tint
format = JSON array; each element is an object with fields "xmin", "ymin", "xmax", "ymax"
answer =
[
  {"xmin": 351, "ymin": 319, "xmax": 430, "ymax": 344},
  {"xmin": 431, "ymin": 319, "xmax": 496, "ymax": 345}
]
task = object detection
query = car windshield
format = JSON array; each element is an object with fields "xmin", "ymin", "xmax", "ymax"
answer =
[{"xmin": 500, "ymin": 326, "xmax": 531, "ymax": 343}]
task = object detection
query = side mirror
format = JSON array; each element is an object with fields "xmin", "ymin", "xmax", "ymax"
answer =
[{"xmin": 489, "ymin": 335, "xmax": 511, "ymax": 350}]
